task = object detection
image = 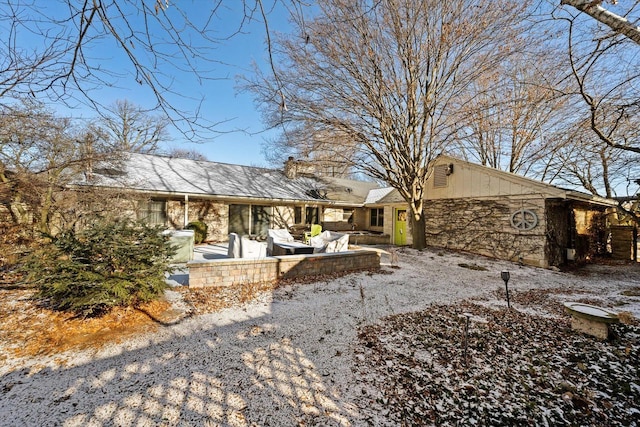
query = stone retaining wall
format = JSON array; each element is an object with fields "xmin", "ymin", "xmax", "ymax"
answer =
[
  {"xmin": 346, "ymin": 233, "xmax": 391, "ymax": 245},
  {"xmin": 187, "ymin": 250, "xmax": 380, "ymax": 288}
]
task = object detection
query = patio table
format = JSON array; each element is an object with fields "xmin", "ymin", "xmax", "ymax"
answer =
[{"xmin": 272, "ymin": 241, "xmax": 315, "ymax": 256}]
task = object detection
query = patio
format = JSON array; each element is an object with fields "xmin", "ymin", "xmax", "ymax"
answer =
[{"xmin": 166, "ymin": 242, "xmax": 388, "ymax": 288}]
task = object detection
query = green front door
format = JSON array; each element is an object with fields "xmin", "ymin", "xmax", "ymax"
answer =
[{"xmin": 394, "ymin": 209, "xmax": 407, "ymax": 245}]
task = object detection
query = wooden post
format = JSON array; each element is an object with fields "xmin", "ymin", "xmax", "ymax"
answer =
[{"xmin": 184, "ymin": 194, "xmax": 189, "ymax": 227}]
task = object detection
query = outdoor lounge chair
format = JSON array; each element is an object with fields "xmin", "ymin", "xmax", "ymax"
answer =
[
  {"xmin": 304, "ymin": 224, "xmax": 322, "ymax": 244},
  {"xmin": 240, "ymin": 236, "xmax": 267, "ymax": 258},
  {"xmin": 228, "ymin": 233, "xmax": 241, "ymax": 258},
  {"xmin": 228, "ymin": 233, "xmax": 267, "ymax": 258}
]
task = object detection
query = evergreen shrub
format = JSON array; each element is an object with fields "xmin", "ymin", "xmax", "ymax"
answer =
[
  {"xmin": 186, "ymin": 220, "xmax": 208, "ymax": 244},
  {"xmin": 22, "ymin": 219, "xmax": 175, "ymax": 316}
]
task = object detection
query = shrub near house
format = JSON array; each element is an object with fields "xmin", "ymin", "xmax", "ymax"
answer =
[{"xmin": 22, "ymin": 219, "xmax": 175, "ymax": 317}]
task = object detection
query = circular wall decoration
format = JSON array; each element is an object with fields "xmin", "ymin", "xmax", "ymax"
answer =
[{"xmin": 510, "ymin": 209, "xmax": 538, "ymax": 230}]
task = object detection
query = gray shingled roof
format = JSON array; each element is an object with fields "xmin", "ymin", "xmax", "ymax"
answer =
[{"xmin": 81, "ymin": 153, "xmax": 376, "ymax": 205}]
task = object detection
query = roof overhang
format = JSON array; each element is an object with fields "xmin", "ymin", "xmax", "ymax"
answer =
[
  {"xmin": 69, "ymin": 183, "xmax": 366, "ymax": 207},
  {"xmin": 565, "ymin": 191, "xmax": 619, "ymax": 207}
]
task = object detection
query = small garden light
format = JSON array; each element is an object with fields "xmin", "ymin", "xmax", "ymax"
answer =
[{"xmin": 501, "ymin": 270, "xmax": 511, "ymax": 309}]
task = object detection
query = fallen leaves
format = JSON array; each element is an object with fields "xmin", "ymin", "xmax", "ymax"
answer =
[
  {"xmin": 354, "ymin": 301, "xmax": 640, "ymax": 426},
  {"xmin": 177, "ymin": 280, "xmax": 277, "ymax": 315}
]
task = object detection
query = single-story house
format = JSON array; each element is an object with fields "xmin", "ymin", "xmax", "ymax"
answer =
[
  {"xmin": 79, "ymin": 152, "xmax": 617, "ymax": 267},
  {"xmin": 79, "ymin": 153, "xmax": 392, "ymax": 243}
]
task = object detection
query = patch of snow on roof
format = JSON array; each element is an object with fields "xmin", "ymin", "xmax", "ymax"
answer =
[
  {"xmin": 365, "ymin": 187, "xmax": 395, "ymax": 205},
  {"xmin": 85, "ymin": 153, "xmax": 333, "ymax": 202}
]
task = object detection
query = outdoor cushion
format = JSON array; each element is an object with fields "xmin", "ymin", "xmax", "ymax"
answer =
[
  {"xmin": 228, "ymin": 233, "xmax": 267, "ymax": 258},
  {"xmin": 241, "ymin": 236, "xmax": 267, "ymax": 258},
  {"xmin": 267, "ymin": 228, "xmax": 295, "ymax": 255},
  {"xmin": 228, "ymin": 233, "xmax": 241, "ymax": 258},
  {"xmin": 310, "ymin": 231, "xmax": 349, "ymax": 253}
]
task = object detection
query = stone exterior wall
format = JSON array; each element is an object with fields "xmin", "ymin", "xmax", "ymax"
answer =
[
  {"xmin": 166, "ymin": 199, "xmax": 227, "ymax": 242},
  {"xmin": 424, "ymin": 197, "xmax": 548, "ymax": 267},
  {"xmin": 190, "ymin": 200, "xmax": 227, "ymax": 242},
  {"xmin": 187, "ymin": 250, "xmax": 380, "ymax": 288},
  {"xmin": 166, "ymin": 200, "xmax": 184, "ymax": 229},
  {"xmin": 352, "ymin": 208, "xmax": 367, "ymax": 231},
  {"xmin": 272, "ymin": 206, "xmax": 295, "ymax": 229}
]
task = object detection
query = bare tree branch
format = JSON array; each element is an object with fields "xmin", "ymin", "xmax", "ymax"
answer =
[
  {"xmin": 0, "ymin": 1, "xmax": 302, "ymax": 139},
  {"xmin": 561, "ymin": 0, "xmax": 640, "ymax": 44}
]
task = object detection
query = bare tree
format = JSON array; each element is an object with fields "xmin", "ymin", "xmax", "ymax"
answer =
[
  {"xmin": 562, "ymin": 10, "xmax": 640, "ymax": 155},
  {"xmin": 547, "ymin": 3, "xmax": 640, "ymax": 223},
  {"xmin": 0, "ymin": 0, "xmax": 303, "ymax": 136},
  {"xmin": 551, "ymin": 122, "xmax": 637, "ymax": 198},
  {"xmin": 164, "ymin": 148, "xmax": 209, "ymax": 161},
  {"xmin": 262, "ymin": 124, "xmax": 361, "ymax": 178},
  {"xmin": 100, "ymin": 100, "xmax": 169, "ymax": 154},
  {"xmin": 455, "ymin": 52, "xmax": 567, "ymax": 176},
  {"xmin": 251, "ymin": 0, "xmax": 531, "ymax": 249},
  {"xmin": 0, "ymin": 100, "xmax": 124, "ymax": 235},
  {"xmin": 547, "ymin": 4, "xmax": 640, "ymax": 191}
]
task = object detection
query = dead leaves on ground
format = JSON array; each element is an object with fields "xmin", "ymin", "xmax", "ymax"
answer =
[{"xmin": 355, "ymin": 301, "xmax": 640, "ymax": 426}]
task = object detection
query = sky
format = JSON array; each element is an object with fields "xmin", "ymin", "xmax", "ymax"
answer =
[
  {"xmin": 26, "ymin": 1, "xmax": 299, "ymax": 168},
  {"xmin": 154, "ymin": 2, "xmax": 297, "ymax": 167}
]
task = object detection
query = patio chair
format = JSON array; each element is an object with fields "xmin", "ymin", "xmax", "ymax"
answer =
[
  {"xmin": 229, "ymin": 233, "xmax": 267, "ymax": 258},
  {"xmin": 303, "ymin": 224, "xmax": 322, "ymax": 244},
  {"xmin": 240, "ymin": 236, "xmax": 267, "ymax": 258}
]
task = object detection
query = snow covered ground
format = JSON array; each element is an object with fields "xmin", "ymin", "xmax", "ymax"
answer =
[{"xmin": 1, "ymin": 247, "xmax": 639, "ymax": 426}]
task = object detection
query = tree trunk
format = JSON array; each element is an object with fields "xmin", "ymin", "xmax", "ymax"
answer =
[
  {"xmin": 410, "ymin": 207, "xmax": 427, "ymax": 250},
  {"xmin": 38, "ymin": 183, "xmax": 54, "ymax": 235}
]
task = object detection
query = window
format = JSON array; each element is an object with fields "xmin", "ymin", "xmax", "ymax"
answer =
[
  {"xmin": 370, "ymin": 208, "xmax": 384, "ymax": 227},
  {"xmin": 294, "ymin": 206, "xmax": 302, "ymax": 224},
  {"xmin": 343, "ymin": 208, "xmax": 354, "ymax": 222},
  {"xmin": 229, "ymin": 204, "xmax": 250, "ymax": 235},
  {"xmin": 137, "ymin": 200, "xmax": 166, "ymax": 226},
  {"xmin": 305, "ymin": 207, "xmax": 319, "ymax": 225},
  {"xmin": 229, "ymin": 204, "xmax": 272, "ymax": 237},
  {"xmin": 251, "ymin": 205, "xmax": 271, "ymax": 238}
]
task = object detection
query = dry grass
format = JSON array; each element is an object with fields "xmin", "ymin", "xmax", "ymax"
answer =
[
  {"xmin": 0, "ymin": 265, "xmax": 382, "ymax": 363},
  {"xmin": 0, "ymin": 287, "xmax": 170, "ymax": 363}
]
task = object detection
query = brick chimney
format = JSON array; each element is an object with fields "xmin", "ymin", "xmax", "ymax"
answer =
[{"xmin": 284, "ymin": 156, "xmax": 297, "ymax": 179}]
